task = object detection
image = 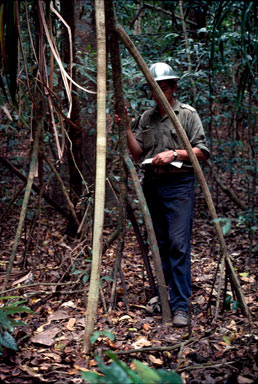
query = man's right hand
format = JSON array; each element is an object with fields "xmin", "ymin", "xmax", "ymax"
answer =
[{"xmin": 114, "ymin": 106, "xmax": 130, "ymax": 131}]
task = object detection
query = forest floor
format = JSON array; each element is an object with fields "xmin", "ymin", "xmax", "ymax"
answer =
[{"xmin": 0, "ymin": 168, "xmax": 257, "ymax": 384}]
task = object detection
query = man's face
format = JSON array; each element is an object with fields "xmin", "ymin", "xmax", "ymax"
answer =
[{"xmin": 151, "ymin": 80, "xmax": 177, "ymax": 105}]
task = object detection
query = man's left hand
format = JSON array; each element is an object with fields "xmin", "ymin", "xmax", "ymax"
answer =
[{"xmin": 152, "ymin": 150, "xmax": 174, "ymax": 165}]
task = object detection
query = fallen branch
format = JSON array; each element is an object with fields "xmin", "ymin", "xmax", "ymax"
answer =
[
  {"xmin": 0, "ymin": 156, "xmax": 70, "ymax": 219},
  {"xmin": 114, "ymin": 336, "xmax": 198, "ymax": 355},
  {"xmin": 178, "ymin": 361, "xmax": 236, "ymax": 372},
  {"xmin": 0, "ymin": 280, "xmax": 80, "ymax": 296},
  {"xmin": 207, "ymin": 161, "xmax": 248, "ymax": 211}
]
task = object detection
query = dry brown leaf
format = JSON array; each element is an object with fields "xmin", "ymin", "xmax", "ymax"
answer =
[
  {"xmin": 237, "ymin": 375, "xmax": 253, "ymax": 384},
  {"xmin": 132, "ymin": 337, "xmax": 152, "ymax": 349},
  {"xmin": 31, "ymin": 327, "xmax": 60, "ymax": 346},
  {"xmin": 66, "ymin": 317, "xmax": 76, "ymax": 330},
  {"xmin": 42, "ymin": 352, "xmax": 62, "ymax": 362},
  {"xmin": 89, "ymin": 359, "xmax": 97, "ymax": 367},
  {"xmin": 19, "ymin": 365, "xmax": 48, "ymax": 381},
  {"xmin": 47, "ymin": 310, "xmax": 69, "ymax": 322},
  {"xmin": 149, "ymin": 354, "xmax": 163, "ymax": 365},
  {"xmin": 240, "ymin": 276, "xmax": 255, "ymax": 283},
  {"xmin": 61, "ymin": 301, "xmax": 76, "ymax": 308},
  {"xmin": 143, "ymin": 323, "xmax": 150, "ymax": 331},
  {"xmin": 36, "ymin": 323, "xmax": 50, "ymax": 333},
  {"xmin": 12, "ymin": 271, "xmax": 33, "ymax": 286}
]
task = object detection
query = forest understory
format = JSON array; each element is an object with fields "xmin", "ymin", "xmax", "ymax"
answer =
[{"xmin": 0, "ymin": 164, "xmax": 257, "ymax": 384}]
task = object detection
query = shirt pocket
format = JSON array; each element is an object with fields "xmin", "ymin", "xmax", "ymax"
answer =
[
  {"xmin": 168, "ymin": 126, "xmax": 178, "ymax": 147},
  {"xmin": 142, "ymin": 126, "xmax": 154, "ymax": 150}
]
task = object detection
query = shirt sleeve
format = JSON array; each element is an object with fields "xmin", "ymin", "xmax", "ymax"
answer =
[
  {"xmin": 188, "ymin": 111, "xmax": 210, "ymax": 158},
  {"xmin": 134, "ymin": 119, "xmax": 144, "ymax": 150}
]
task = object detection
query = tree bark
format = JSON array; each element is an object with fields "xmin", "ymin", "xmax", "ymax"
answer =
[
  {"xmin": 61, "ymin": 0, "xmax": 83, "ymax": 237},
  {"xmin": 106, "ymin": 0, "xmax": 171, "ymax": 324},
  {"xmin": 83, "ymin": 0, "xmax": 106, "ymax": 354},
  {"xmin": 107, "ymin": 0, "xmax": 130, "ymax": 311}
]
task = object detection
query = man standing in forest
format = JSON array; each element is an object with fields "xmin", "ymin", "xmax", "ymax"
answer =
[{"xmin": 116, "ymin": 62, "xmax": 210, "ymax": 327}]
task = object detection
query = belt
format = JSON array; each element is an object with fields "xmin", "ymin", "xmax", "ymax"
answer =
[{"xmin": 146, "ymin": 165, "xmax": 193, "ymax": 175}]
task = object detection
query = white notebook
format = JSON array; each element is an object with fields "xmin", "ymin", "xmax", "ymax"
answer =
[{"xmin": 141, "ymin": 158, "xmax": 183, "ymax": 168}]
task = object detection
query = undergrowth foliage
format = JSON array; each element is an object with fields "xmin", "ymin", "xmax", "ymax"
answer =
[
  {"xmin": 81, "ymin": 351, "xmax": 182, "ymax": 384},
  {"xmin": 0, "ymin": 297, "xmax": 33, "ymax": 354}
]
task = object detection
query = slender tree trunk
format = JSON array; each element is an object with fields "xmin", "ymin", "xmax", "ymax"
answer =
[
  {"xmin": 61, "ymin": 0, "xmax": 82, "ymax": 237},
  {"xmin": 107, "ymin": 1, "xmax": 129, "ymax": 311},
  {"xmin": 2, "ymin": 94, "xmax": 45, "ymax": 292},
  {"xmin": 106, "ymin": 0, "xmax": 171, "ymax": 324},
  {"xmin": 179, "ymin": 0, "xmax": 197, "ymax": 103},
  {"xmin": 83, "ymin": 0, "xmax": 106, "ymax": 354}
]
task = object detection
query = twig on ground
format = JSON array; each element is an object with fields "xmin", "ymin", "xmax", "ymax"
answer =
[
  {"xmin": 177, "ymin": 360, "xmax": 237, "ymax": 372},
  {"xmin": 114, "ymin": 336, "xmax": 198, "ymax": 355},
  {"xmin": 176, "ymin": 341, "xmax": 187, "ymax": 372},
  {"xmin": 0, "ymin": 280, "xmax": 80, "ymax": 296}
]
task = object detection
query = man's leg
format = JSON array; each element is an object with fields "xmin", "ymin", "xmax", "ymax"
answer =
[
  {"xmin": 143, "ymin": 176, "xmax": 170, "ymax": 283},
  {"xmin": 158, "ymin": 174, "xmax": 195, "ymax": 314}
]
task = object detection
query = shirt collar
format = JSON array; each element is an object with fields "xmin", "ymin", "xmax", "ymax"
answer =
[
  {"xmin": 173, "ymin": 99, "xmax": 180, "ymax": 114},
  {"xmin": 151, "ymin": 99, "xmax": 181, "ymax": 114},
  {"xmin": 150, "ymin": 99, "xmax": 180, "ymax": 120}
]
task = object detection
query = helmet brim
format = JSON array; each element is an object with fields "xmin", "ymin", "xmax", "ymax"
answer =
[{"xmin": 155, "ymin": 75, "xmax": 179, "ymax": 81}]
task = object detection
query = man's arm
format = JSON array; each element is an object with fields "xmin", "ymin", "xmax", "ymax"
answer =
[
  {"xmin": 114, "ymin": 107, "xmax": 143, "ymax": 162},
  {"xmin": 126, "ymin": 128, "xmax": 143, "ymax": 162},
  {"xmin": 152, "ymin": 147, "xmax": 208, "ymax": 165}
]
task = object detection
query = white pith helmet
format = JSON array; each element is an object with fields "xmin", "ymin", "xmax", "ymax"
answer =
[{"xmin": 149, "ymin": 62, "xmax": 179, "ymax": 81}]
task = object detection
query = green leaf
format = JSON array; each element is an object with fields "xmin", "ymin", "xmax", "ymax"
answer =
[
  {"xmin": 133, "ymin": 360, "xmax": 161, "ymax": 383},
  {"xmin": 81, "ymin": 371, "xmax": 104, "ymax": 384},
  {"xmin": 222, "ymin": 220, "xmax": 231, "ymax": 235},
  {"xmin": 211, "ymin": 218, "xmax": 231, "ymax": 235},
  {"xmin": 239, "ymin": 272, "xmax": 249, "ymax": 277},
  {"xmin": 223, "ymin": 335, "xmax": 232, "ymax": 345},
  {"xmin": 90, "ymin": 331, "xmax": 102, "ymax": 345},
  {"xmin": 156, "ymin": 369, "xmax": 182, "ymax": 384},
  {"xmin": 224, "ymin": 295, "xmax": 232, "ymax": 310},
  {"xmin": 90, "ymin": 331, "xmax": 115, "ymax": 346},
  {"xmin": 82, "ymin": 273, "xmax": 89, "ymax": 284},
  {"xmin": 105, "ymin": 351, "xmax": 142, "ymax": 384},
  {"xmin": 0, "ymin": 296, "xmax": 20, "ymax": 301},
  {"xmin": 7, "ymin": 300, "xmax": 27, "ymax": 307},
  {"xmin": 9, "ymin": 319, "xmax": 27, "ymax": 327},
  {"xmin": 232, "ymin": 300, "xmax": 239, "ymax": 311},
  {"xmin": 72, "ymin": 270, "xmax": 83, "ymax": 275},
  {"xmin": 0, "ymin": 331, "xmax": 18, "ymax": 351},
  {"xmin": 3, "ymin": 306, "xmax": 33, "ymax": 315},
  {"xmin": 0, "ymin": 309, "xmax": 13, "ymax": 331},
  {"xmin": 102, "ymin": 331, "xmax": 114, "ymax": 341},
  {"xmin": 101, "ymin": 276, "xmax": 114, "ymax": 283},
  {"xmin": 95, "ymin": 355, "xmax": 132, "ymax": 384}
]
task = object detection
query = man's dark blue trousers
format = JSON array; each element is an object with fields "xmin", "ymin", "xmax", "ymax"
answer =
[{"xmin": 143, "ymin": 171, "xmax": 195, "ymax": 313}]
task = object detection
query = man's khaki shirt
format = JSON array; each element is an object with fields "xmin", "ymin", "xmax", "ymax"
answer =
[{"xmin": 135, "ymin": 100, "xmax": 210, "ymax": 167}]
